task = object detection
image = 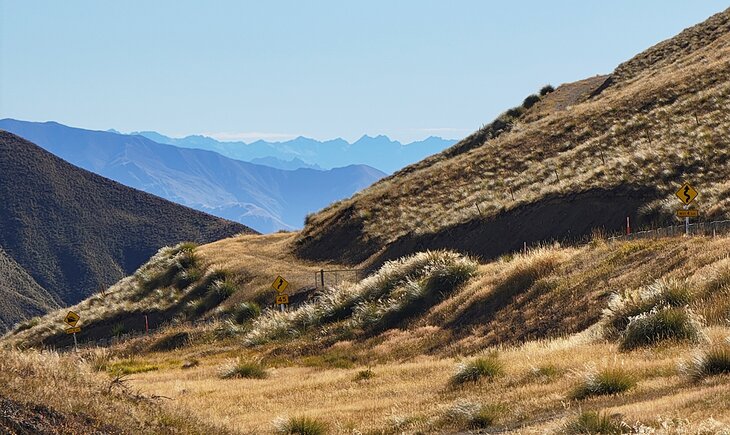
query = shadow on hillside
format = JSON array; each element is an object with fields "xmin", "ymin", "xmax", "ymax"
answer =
[{"xmin": 368, "ymin": 186, "xmax": 661, "ymax": 270}]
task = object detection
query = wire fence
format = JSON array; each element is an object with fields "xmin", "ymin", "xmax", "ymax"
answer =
[
  {"xmin": 314, "ymin": 268, "xmax": 363, "ymax": 289},
  {"xmin": 609, "ymin": 219, "xmax": 730, "ymax": 242}
]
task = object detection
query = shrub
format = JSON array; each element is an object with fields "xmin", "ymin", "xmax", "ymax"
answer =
[
  {"xmin": 273, "ymin": 416, "xmax": 328, "ymax": 435},
  {"xmin": 232, "ymin": 302, "xmax": 261, "ymax": 324},
  {"xmin": 619, "ymin": 306, "xmax": 704, "ymax": 351},
  {"xmin": 505, "ymin": 106, "xmax": 524, "ymax": 118},
  {"xmin": 539, "ymin": 84, "xmax": 555, "ymax": 96},
  {"xmin": 572, "ymin": 367, "xmax": 637, "ymax": 400},
  {"xmin": 684, "ymin": 339, "xmax": 730, "ymax": 381},
  {"xmin": 219, "ymin": 359, "xmax": 268, "ymax": 379},
  {"xmin": 564, "ymin": 411, "xmax": 626, "ymax": 434},
  {"xmin": 451, "ymin": 355, "xmax": 504, "ymax": 385},
  {"xmin": 522, "ymin": 94, "xmax": 541, "ymax": 109}
]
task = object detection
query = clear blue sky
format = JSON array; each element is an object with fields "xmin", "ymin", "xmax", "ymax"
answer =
[{"xmin": 0, "ymin": 1, "xmax": 725, "ymax": 142}]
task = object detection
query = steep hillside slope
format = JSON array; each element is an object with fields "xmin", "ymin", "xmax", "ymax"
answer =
[
  {"xmin": 0, "ymin": 119, "xmax": 387, "ymax": 232},
  {"xmin": 0, "ymin": 131, "xmax": 251, "ymax": 317},
  {"xmin": 0, "ymin": 246, "xmax": 59, "ymax": 331},
  {"xmin": 295, "ymin": 7, "xmax": 730, "ymax": 266}
]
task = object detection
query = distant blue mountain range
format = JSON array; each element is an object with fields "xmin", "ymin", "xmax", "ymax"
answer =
[
  {"xmin": 131, "ymin": 131, "xmax": 456, "ymax": 174},
  {"xmin": 0, "ymin": 119, "xmax": 388, "ymax": 233}
]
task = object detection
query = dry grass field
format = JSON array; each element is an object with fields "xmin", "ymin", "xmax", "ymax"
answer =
[{"xmin": 5, "ymin": 232, "xmax": 730, "ymax": 433}]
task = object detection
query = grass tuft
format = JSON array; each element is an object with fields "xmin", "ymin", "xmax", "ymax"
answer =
[
  {"xmin": 619, "ymin": 306, "xmax": 704, "ymax": 350},
  {"xmin": 572, "ymin": 366, "xmax": 637, "ymax": 400},
  {"xmin": 219, "ymin": 359, "xmax": 268, "ymax": 379},
  {"xmin": 231, "ymin": 301, "xmax": 261, "ymax": 324},
  {"xmin": 684, "ymin": 339, "xmax": 730, "ymax": 381},
  {"xmin": 353, "ymin": 367, "xmax": 375, "ymax": 382},
  {"xmin": 451, "ymin": 355, "xmax": 504, "ymax": 386},
  {"xmin": 604, "ymin": 278, "xmax": 695, "ymax": 335},
  {"xmin": 273, "ymin": 416, "xmax": 328, "ymax": 435},
  {"xmin": 564, "ymin": 410, "xmax": 626, "ymax": 434}
]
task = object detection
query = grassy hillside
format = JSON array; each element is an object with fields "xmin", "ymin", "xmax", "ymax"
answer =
[
  {"xmin": 0, "ymin": 246, "xmax": 60, "ymax": 331},
  {"xmin": 295, "ymin": 7, "xmax": 730, "ymax": 266},
  {"xmin": 0, "ymin": 131, "xmax": 253, "ymax": 328},
  {"xmin": 4, "ymin": 233, "xmax": 730, "ymax": 433}
]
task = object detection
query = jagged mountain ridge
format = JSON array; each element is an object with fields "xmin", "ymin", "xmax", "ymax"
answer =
[{"xmin": 0, "ymin": 119, "xmax": 387, "ymax": 233}]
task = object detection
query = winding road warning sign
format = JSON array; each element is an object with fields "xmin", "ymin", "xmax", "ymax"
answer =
[{"xmin": 675, "ymin": 183, "xmax": 698, "ymax": 205}]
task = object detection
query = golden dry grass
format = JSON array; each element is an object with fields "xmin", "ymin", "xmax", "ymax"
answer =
[{"xmin": 3, "ymin": 234, "xmax": 730, "ymax": 433}]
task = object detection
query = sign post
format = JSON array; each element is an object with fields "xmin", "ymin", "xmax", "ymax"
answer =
[
  {"xmin": 64, "ymin": 311, "xmax": 81, "ymax": 352},
  {"xmin": 675, "ymin": 182, "xmax": 699, "ymax": 236},
  {"xmin": 271, "ymin": 276, "xmax": 290, "ymax": 312}
]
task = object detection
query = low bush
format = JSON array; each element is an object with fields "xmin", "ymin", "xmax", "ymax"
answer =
[
  {"xmin": 539, "ymin": 84, "xmax": 555, "ymax": 96},
  {"xmin": 522, "ymin": 94, "xmax": 541, "ymax": 109},
  {"xmin": 273, "ymin": 416, "xmax": 328, "ymax": 435},
  {"xmin": 451, "ymin": 355, "xmax": 504, "ymax": 386},
  {"xmin": 572, "ymin": 366, "xmax": 637, "ymax": 400},
  {"xmin": 219, "ymin": 359, "xmax": 268, "ymax": 379},
  {"xmin": 684, "ymin": 339, "xmax": 730, "ymax": 381},
  {"xmin": 564, "ymin": 410, "xmax": 626, "ymax": 434},
  {"xmin": 619, "ymin": 306, "xmax": 704, "ymax": 351}
]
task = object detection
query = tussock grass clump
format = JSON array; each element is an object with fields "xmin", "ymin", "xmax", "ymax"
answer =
[
  {"xmin": 219, "ymin": 359, "xmax": 268, "ymax": 379},
  {"xmin": 683, "ymin": 338, "xmax": 730, "ymax": 381},
  {"xmin": 443, "ymin": 401, "xmax": 505, "ymax": 429},
  {"xmin": 273, "ymin": 416, "xmax": 328, "ymax": 435},
  {"xmin": 604, "ymin": 278, "xmax": 695, "ymax": 335},
  {"xmin": 619, "ymin": 306, "xmax": 704, "ymax": 351},
  {"xmin": 231, "ymin": 301, "xmax": 261, "ymax": 324},
  {"xmin": 353, "ymin": 367, "xmax": 374, "ymax": 382},
  {"xmin": 564, "ymin": 410, "xmax": 627, "ymax": 434},
  {"xmin": 451, "ymin": 355, "xmax": 504, "ymax": 386},
  {"xmin": 245, "ymin": 251, "xmax": 477, "ymax": 346},
  {"xmin": 572, "ymin": 367, "xmax": 637, "ymax": 400}
]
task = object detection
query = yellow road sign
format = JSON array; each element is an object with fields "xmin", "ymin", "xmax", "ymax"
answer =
[
  {"xmin": 275, "ymin": 294, "xmax": 289, "ymax": 305},
  {"xmin": 271, "ymin": 275, "xmax": 289, "ymax": 293},
  {"xmin": 677, "ymin": 209, "xmax": 699, "ymax": 218},
  {"xmin": 64, "ymin": 311, "xmax": 80, "ymax": 327},
  {"xmin": 65, "ymin": 326, "xmax": 81, "ymax": 334},
  {"xmin": 675, "ymin": 183, "xmax": 698, "ymax": 205}
]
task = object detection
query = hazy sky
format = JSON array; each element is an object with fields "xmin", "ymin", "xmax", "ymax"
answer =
[{"xmin": 0, "ymin": 1, "xmax": 725, "ymax": 142}]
